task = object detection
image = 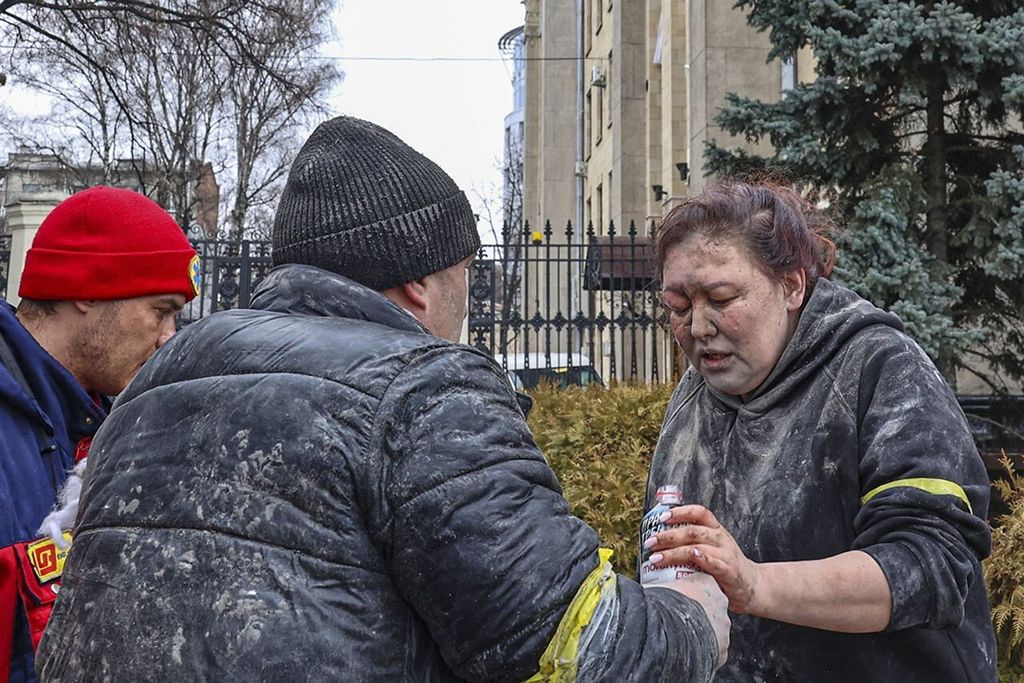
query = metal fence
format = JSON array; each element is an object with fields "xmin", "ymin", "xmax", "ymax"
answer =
[
  {"xmin": 0, "ymin": 234, "xmax": 11, "ymax": 299},
  {"xmin": 469, "ymin": 220, "xmax": 680, "ymax": 384},
  {"xmin": 180, "ymin": 224, "xmax": 681, "ymax": 384},
  {"xmin": 178, "ymin": 239, "xmax": 274, "ymax": 326}
]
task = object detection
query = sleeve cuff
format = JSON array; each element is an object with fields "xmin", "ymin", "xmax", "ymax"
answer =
[
  {"xmin": 862, "ymin": 542, "xmax": 930, "ymax": 631},
  {"xmin": 645, "ymin": 586, "xmax": 718, "ymax": 681}
]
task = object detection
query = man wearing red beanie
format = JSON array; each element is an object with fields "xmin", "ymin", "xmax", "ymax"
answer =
[{"xmin": 0, "ymin": 186, "xmax": 199, "ymax": 683}]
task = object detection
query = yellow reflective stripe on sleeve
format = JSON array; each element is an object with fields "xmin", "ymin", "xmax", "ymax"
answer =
[
  {"xmin": 524, "ymin": 547, "xmax": 616, "ymax": 683},
  {"xmin": 860, "ymin": 478, "xmax": 973, "ymax": 514}
]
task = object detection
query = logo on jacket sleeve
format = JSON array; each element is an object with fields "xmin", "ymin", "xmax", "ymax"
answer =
[
  {"xmin": 26, "ymin": 533, "xmax": 72, "ymax": 583},
  {"xmin": 189, "ymin": 254, "xmax": 202, "ymax": 296}
]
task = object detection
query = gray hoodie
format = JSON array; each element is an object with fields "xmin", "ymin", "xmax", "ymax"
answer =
[{"xmin": 647, "ymin": 278, "xmax": 996, "ymax": 682}]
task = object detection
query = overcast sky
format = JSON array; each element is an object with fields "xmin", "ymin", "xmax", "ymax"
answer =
[
  {"xmin": 3, "ymin": 1, "xmax": 526, "ymax": 234},
  {"xmin": 330, "ymin": 0, "xmax": 526, "ymax": 228}
]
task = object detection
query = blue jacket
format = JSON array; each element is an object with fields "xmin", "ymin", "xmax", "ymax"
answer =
[{"xmin": 0, "ymin": 302, "xmax": 105, "ymax": 683}]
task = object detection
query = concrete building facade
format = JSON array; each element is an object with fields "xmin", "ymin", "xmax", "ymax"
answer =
[
  {"xmin": 521, "ymin": 0, "xmax": 801, "ymax": 235},
  {"xmin": 514, "ymin": 0, "xmax": 796, "ymax": 381},
  {"xmin": 0, "ymin": 149, "xmax": 219, "ymax": 303},
  {"xmin": 522, "ymin": 0, "xmax": 578, "ymax": 234}
]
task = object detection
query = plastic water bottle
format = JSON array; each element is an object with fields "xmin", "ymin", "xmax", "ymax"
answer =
[{"xmin": 639, "ymin": 484, "xmax": 699, "ymax": 585}]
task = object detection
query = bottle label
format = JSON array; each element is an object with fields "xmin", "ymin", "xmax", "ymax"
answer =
[{"xmin": 639, "ymin": 503, "xmax": 700, "ymax": 585}]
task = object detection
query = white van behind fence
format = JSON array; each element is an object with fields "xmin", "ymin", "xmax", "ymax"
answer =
[{"xmin": 494, "ymin": 352, "xmax": 604, "ymax": 390}]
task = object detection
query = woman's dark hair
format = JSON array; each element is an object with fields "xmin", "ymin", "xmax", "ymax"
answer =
[{"xmin": 654, "ymin": 179, "xmax": 837, "ymax": 296}]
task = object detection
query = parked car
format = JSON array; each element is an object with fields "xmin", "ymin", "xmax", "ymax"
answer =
[
  {"xmin": 958, "ymin": 394, "xmax": 1024, "ymax": 472},
  {"xmin": 495, "ymin": 352, "xmax": 604, "ymax": 390},
  {"xmin": 958, "ymin": 394, "xmax": 1024, "ymax": 518}
]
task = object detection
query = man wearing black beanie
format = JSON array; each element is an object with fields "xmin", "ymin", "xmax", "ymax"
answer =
[{"xmin": 38, "ymin": 117, "xmax": 729, "ymax": 682}]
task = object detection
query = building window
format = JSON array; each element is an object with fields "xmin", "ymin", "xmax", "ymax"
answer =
[
  {"xmin": 595, "ymin": 85, "xmax": 604, "ymax": 144},
  {"xmin": 584, "ymin": 0, "xmax": 592, "ymax": 56},
  {"xmin": 782, "ymin": 54, "xmax": 796, "ymax": 93},
  {"xmin": 586, "ymin": 196, "xmax": 592, "ymax": 231},
  {"xmin": 585, "ymin": 90, "xmax": 593, "ymax": 155},
  {"xmin": 595, "ymin": 0, "xmax": 603, "ymax": 35},
  {"xmin": 607, "ymin": 50, "xmax": 613, "ymax": 128},
  {"xmin": 513, "ymin": 47, "xmax": 526, "ymax": 109},
  {"xmin": 607, "ymin": 171, "xmax": 613, "ymax": 226},
  {"xmin": 596, "ymin": 183, "xmax": 604, "ymax": 233}
]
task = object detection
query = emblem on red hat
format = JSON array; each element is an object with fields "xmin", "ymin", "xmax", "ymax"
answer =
[{"xmin": 189, "ymin": 255, "xmax": 202, "ymax": 297}]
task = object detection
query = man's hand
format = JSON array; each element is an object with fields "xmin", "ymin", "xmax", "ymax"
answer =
[{"xmin": 648, "ymin": 572, "xmax": 730, "ymax": 669}]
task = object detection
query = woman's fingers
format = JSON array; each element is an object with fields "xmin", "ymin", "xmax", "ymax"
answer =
[
  {"xmin": 645, "ymin": 508, "xmax": 760, "ymax": 614},
  {"xmin": 651, "ymin": 544, "xmax": 716, "ymax": 571},
  {"xmin": 654, "ymin": 544, "xmax": 735, "ymax": 579},
  {"xmin": 665, "ymin": 504, "xmax": 721, "ymax": 528},
  {"xmin": 646, "ymin": 523, "xmax": 719, "ymax": 550}
]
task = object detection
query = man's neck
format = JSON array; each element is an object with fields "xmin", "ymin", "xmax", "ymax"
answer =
[{"xmin": 15, "ymin": 309, "xmax": 89, "ymax": 392}]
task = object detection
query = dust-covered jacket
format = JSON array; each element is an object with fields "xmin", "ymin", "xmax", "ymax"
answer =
[
  {"xmin": 647, "ymin": 277, "xmax": 996, "ymax": 682},
  {"xmin": 38, "ymin": 264, "xmax": 718, "ymax": 683}
]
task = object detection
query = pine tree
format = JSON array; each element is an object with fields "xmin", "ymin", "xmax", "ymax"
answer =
[{"xmin": 706, "ymin": 1, "xmax": 1024, "ymax": 390}]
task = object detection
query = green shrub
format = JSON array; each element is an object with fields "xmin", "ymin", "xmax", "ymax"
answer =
[
  {"xmin": 528, "ymin": 382, "xmax": 1024, "ymax": 679},
  {"xmin": 528, "ymin": 380, "xmax": 674, "ymax": 576},
  {"xmin": 986, "ymin": 455, "xmax": 1024, "ymax": 682}
]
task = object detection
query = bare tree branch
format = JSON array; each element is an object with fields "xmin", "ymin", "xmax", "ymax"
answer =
[{"xmin": 1, "ymin": 0, "xmax": 339, "ymax": 238}]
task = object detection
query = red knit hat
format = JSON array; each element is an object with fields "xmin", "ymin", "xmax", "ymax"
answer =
[{"xmin": 18, "ymin": 186, "xmax": 200, "ymax": 302}]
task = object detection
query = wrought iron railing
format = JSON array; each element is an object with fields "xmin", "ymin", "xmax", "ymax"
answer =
[
  {"xmin": 0, "ymin": 234, "xmax": 12, "ymax": 300},
  {"xmin": 179, "ymin": 225, "xmax": 681, "ymax": 384},
  {"xmin": 178, "ymin": 239, "xmax": 274, "ymax": 326},
  {"xmin": 469, "ymin": 220, "xmax": 682, "ymax": 384}
]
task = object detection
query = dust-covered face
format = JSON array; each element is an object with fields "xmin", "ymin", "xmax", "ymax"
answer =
[{"xmin": 660, "ymin": 234, "xmax": 805, "ymax": 400}]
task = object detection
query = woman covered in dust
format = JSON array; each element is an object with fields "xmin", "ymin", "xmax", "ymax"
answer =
[{"xmin": 644, "ymin": 179, "xmax": 996, "ymax": 682}]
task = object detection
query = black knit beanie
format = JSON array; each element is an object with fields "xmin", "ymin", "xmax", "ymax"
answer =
[{"xmin": 272, "ymin": 116, "xmax": 481, "ymax": 290}]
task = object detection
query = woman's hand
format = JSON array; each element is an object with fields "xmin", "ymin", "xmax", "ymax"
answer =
[
  {"xmin": 644, "ymin": 504, "xmax": 763, "ymax": 614},
  {"xmin": 646, "ymin": 505, "xmax": 892, "ymax": 631}
]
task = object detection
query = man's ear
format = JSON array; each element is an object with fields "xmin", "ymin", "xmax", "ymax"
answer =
[
  {"xmin": 401, "ymin": 279, "xmax": 429, "ymax": 313},
  {"xmin": 71, "ymin": 300, "xmax": 99, "ymax": 315},
  {"xmin": 782, "ymin": 269, "xmax": 807, "ymax": 311}
]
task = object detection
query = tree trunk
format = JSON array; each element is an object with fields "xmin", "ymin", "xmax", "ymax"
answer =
[{"xmin": 924, "ymin": 73, "xmax": 955, "ymax": 386}]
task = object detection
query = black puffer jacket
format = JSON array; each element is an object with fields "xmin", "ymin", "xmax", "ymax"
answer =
[{"xmin": 38, "ymin": 264, "xmax": 718, "ymax": 682}]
